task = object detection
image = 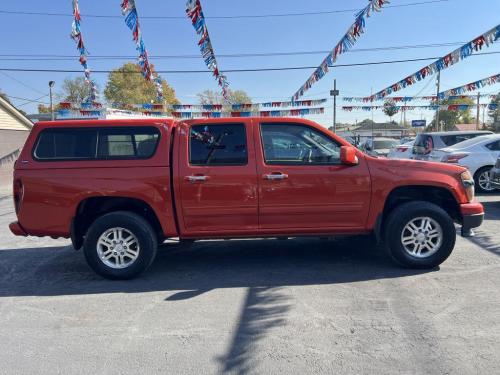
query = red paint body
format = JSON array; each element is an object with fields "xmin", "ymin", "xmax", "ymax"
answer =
[{"xmin": 10, "ymin": 118, "xmax": 483, "ymax": 240}]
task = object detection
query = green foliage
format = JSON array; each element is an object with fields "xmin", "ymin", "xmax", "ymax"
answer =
[
  {"xmin": 104, "ymin": 63, "xmax": 178, "ymax": 109},
  {"xmin": 429, "ymin": 97, "xmax": 474, "ymax": 131},
  {"xmin": 383, "ymin": 99, "xmax": 399, "ymax": 120},
  {"xmin": 488, "ymin": 93, "xmax": 499, "ymax": 132},
  {"xmin": 197, "ymin": 89, "xmax": 252, "ymax": 105}
]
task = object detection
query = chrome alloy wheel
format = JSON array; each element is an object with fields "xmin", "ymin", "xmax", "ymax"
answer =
[
  {"xmin": 400, "ymin": 217, "xmax": 443, "ymax": 258},
  {"xmin": 97, "ymin": 227, "xmax": 140, "ymax": 269},
  {"xmin": 478, "ymin": 170, "xmax": 495, "ymax": 191}
]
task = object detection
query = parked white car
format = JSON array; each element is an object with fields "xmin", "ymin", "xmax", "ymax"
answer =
[
  {"xmin": 429, "ymin": 134, "xmax": 500, "ymax": 193},
  {"xmin": 388, "ymin": 140, "xmax": 414, "ymax": 160}
]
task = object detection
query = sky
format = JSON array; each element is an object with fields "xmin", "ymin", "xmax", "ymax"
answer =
[{"xmin": 0, "ymin": 0, "xmax": 499, "ymax": 127}]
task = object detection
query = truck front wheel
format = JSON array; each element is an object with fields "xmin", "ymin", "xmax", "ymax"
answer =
[
  {"xmin": 384, "ymin": 201, "xmax": 456, "ymax": 268},
  {"xmin": 83, "ymin": 211, "xmax": 158, "ymax": 280}
]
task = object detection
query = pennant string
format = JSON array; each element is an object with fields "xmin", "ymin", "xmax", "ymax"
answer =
[
  {"xmin": 292, "ymin": 0, "xmax": 390, "ymax": 101},
  {"xmin": 186, "ymin": 0, "xmax": 229, "ymax": 100},
  {"xmin": 367, "ymin": 24, "xmax": 500, "ymax": 101},
  {"xmin": 70, "ymin": 0, "xmax": 98, "ymax": 104},
  {"xmin": 120, "ymin": 0, "xmax": 164, "ymax": 101}
]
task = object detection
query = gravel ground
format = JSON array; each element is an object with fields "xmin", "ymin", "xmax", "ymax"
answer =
[{"xmin": 0, "ymin": 193, "xmax": 499, "ymax": 374}]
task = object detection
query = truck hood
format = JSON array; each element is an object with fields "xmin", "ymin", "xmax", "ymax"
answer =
[{"xmin": 366, "ymin": 155, "xmax": 466, "ymax": 177}]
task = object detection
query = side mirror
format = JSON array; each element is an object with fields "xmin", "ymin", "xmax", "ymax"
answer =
[{"xmin": 340, "ymin": 145, "xmax": 359, "ymax": 166}]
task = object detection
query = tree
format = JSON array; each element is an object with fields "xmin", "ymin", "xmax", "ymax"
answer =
[
  {"xmin": 57, "ymin": 76, "xmax": 98, "ymax": 103},
  {"xmin": 383, "ymin": 100, "xmax": 399, "ymax": 123},
  {"xmin": 104, "ymin": 63, "xmax": 178, "ymax": 109},
  {"xmin": 0, "ymin": 91, "xmax": 11, "ymax": 104},
  {"xmin": 197, "ymin": 89, "xmax": 252, "ymax": 105},
  {"xmin": 429, "ymin": 97, "xmax": 474, "ymax": 131},
  {"xmin": 488, "ymin": 93, "xmax": 499, "ymax": 132}
]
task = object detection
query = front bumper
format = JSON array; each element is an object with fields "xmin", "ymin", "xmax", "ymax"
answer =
[
  {"xmin": 460, "ymin": 202, "xmax": 484, "ymax": 237},
  {"xmin": 9, "ymin": 221, "xmax": 27, "ymax": 236}
]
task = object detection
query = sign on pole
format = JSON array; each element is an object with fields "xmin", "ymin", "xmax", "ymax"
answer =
[{"xmin": 412, "ymin": 120, "xmax": 426, "ymax": 127}]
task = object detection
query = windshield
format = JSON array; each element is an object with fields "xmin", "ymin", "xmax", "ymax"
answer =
[
  {"xmin": 373, "ymin": 139, "xmax": 398, "ymax": 149},
  {"xmin": 446, "ymin": 135, "xmax": 494, "ymax": 149}
]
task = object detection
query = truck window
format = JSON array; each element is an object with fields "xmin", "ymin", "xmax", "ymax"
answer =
[
  {"xmin": 34, "ymin": 128, "xmax": 97, "ymax": 160},
  {"xmin": 33, "ymin": 127, "xmax": 160, "ymax": 161},
  {"xmin": 189, "ymin": 124, "xmax": 247, "ymax": 166},
  {"xmin": 260, "ymin": 123, "xmax": 340, "ymax": 165},
  {"xmin": 97, "ymin": 127, "xmax": 160, "ymax": 159}
]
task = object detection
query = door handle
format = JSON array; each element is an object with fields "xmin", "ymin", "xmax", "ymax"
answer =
[
  {"xmin": 263, "ymin": 172, "xmax": 288, "ymax": 180},
  {"xmin": 185, "ymin": 175, "xmax": 209, "ymax": 182}
]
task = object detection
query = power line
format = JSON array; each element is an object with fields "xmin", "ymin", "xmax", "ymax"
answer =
[
  {"xmin": 0, "ymin": 71, "xmax": 46, "ymax": 94},
  {"xmin": 16, "ymin": 94, "xmax": 49, "ymax": 106},
  {"xmin": 0, "ymin": 1, "xmax": 450, "ymax": 20},
  {"xmin": 6, "ymin": 94, "xmax": 49, "ymax": 105},
  {"xmin": 0, "ymin": 41, "xmax": 473, "ymax": 61},
  {"xmin": 0, "ymin": 52, "xmax": 498, "ymax": 74}
]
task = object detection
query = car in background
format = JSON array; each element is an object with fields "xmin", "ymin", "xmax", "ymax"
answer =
[
  {"xmin": 429, "ymin": 134, "xmax": 500, "ymax": 193},
  {"xmin": 400, "ymin": 137, "xmax": 415, "ymax": 144},
  {"xmin": 490, "ymin": 156, "xmax": 500, "ymax": 190},
  {"xmin": 360, "ymin": 137, "xmax": 399, "ymax": 157},
  {"xmin": 411, "ymin": 130, "xmax": 493, "ymax": 160},
  {"xmin": 388, "ymin": 140, "xmax": 415, "ymax": 160}
]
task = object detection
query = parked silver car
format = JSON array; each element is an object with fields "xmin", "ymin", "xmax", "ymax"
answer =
[
  {"xmin": 411, "ymin": 130, "xmax": 493, "ymax": 160},
  {"xmin": 490, "ymin": 156, "xmax": 500, "ymax": 190},
  {"xmin": 360, "ymin": 137, "xmax": 399, "ymax": 157}
]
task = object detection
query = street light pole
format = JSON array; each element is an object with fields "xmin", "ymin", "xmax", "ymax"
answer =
[
  {"xmin": 49, "ymin": 80, "xmax": 55, "ymax": 121},
  {"xmin": 330, "ymin": 79, "xmax": 339, "ymax": 133}
]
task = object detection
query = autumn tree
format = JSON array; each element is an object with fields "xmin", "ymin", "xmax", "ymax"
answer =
[{"xmin": 104, "ymin": 63, "xmax": 178, "ymax": 109}]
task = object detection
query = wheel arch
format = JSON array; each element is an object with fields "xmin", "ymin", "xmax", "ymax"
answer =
[
  {"xmin": 71, "ymin": 196, "xmax": 164, "ymax": 250},
  {"xmin": 374, "ymin": 185, "xmax": 460, "ymax": 242}
]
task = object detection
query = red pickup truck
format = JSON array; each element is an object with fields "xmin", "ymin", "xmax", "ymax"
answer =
[{"xmin": 10, "ymin": 118, "xmax": 483, "ymax": 279}]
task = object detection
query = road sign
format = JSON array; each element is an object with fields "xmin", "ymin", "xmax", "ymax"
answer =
[{"xmin": 412, "ymin": 120, "xmax": 426, "ymax": 127}]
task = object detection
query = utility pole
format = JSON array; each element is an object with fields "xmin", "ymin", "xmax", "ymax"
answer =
[
  {"xmin": 48, "ymin": 81, "xmax": 55, "ymax": 121},
  {"xmin": 370, "ymin": 87, "xmax": 374, "ymax": 139},
  {"xmin": 476, "ymin": 92, "xmax": 480, "ymax": 130},
  {"xmin": 435, "ymin": 71, "xmax": 441, "ymax": 131},
  {"xmin": 330, "ymin": 79, "xmax": 339, "ymax": 133}
]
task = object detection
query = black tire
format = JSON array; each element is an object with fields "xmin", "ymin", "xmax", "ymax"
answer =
[
  {"xmin": 384, "ymin": 201, "xmax": 456, "ymax": 269},
  {"xmin": 474, "ymin": 166, "xmax": 495, "ymax": 193},
  {"xmin": 83, "ymin": 211, "xmax": 158, "ymax": 280}
]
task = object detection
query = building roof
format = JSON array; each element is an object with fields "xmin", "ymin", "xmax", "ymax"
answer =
[
  {"xmin": 453, "ymin": 124, "xmax": 479, "ymax": 131},
  {"xmin": 354, "ymin": 121, "xmax": 406, "ymax": 131},
  {"xmin": 0, "ymin": 95, "xmax": 33, "ymax": 131}
]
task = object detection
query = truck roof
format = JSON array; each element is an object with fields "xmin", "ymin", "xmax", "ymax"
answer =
[{"xmin": 35, "ymin": 117, "xmax": 325, "ymax": 128}]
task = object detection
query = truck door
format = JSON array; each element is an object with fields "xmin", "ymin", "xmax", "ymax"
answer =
[
  {"xmin": 254, "ymin": 120, "xmax": 371, "ymax": 231},
  {"xmin": 175, "ymin": 120, "xmax": 258, "ymax": 236}
]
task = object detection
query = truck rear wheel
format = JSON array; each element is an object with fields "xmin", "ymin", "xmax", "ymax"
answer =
[
  {"xmin": 384, "ymin": 201, "xmax": 456, "ymax": 269},
  {"xmin": 83, "ymin": 211, "xmax": 158, "ymax": 280}
]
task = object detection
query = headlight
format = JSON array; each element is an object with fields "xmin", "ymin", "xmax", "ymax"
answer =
[{"xmin": 460, "ymin": 171, "xmax": 474, "ymax": 202}]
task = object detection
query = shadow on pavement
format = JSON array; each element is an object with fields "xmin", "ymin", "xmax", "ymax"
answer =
[
  {"xmin": 0, "ymin": 237, "xmax": 436, "ymax": 374},
  {"xmin": 0, "ymin": 236, "xmax": 434, "ymax": 299}
]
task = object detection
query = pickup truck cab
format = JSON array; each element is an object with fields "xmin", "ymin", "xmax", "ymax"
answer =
[{"xmin": 10, "ymin": 118, "xmax": 484, "ymax": 279}]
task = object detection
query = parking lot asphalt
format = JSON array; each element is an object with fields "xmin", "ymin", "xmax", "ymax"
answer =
[{"xmin": 0, "ymin": 193, "xmax": 499, "ymax": 374}]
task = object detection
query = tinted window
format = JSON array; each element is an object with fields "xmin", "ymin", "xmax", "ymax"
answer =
[
  {"xmin": 373, "ymin": 139, "xmax": 398, "ymax": 149},
  {"xmin": 485, "ymin": 140, "xmax": 500, "ymax": 151},
  {"xmin": 34, "ymin": 129, "xmax": 97, "ymax": 159},
  {"xmin": 97, "ymin": 128, "xmax": 159, "ymax": 159},
  {"xmin": 34, "ymin": 127, "xmax": 159, "ymax": 160},
  {"xmin": 413, "ymin": 134, "xmax": 434, "ymax": 154},
  {"xmin": 190, "ymin": 124, "xmax": 247, "ymax": 165},
  {"xmin": 261, "ymin": 124, "xmax": 340, "ymax": 164}
]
